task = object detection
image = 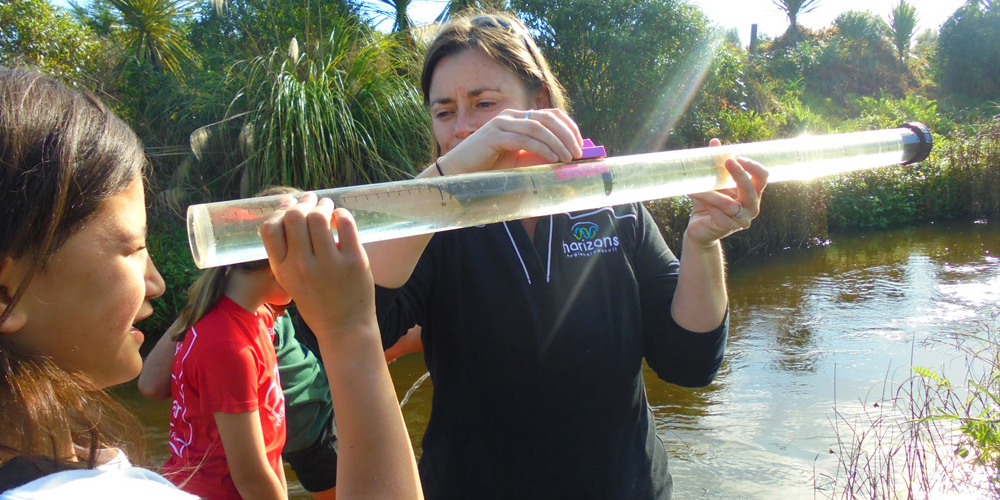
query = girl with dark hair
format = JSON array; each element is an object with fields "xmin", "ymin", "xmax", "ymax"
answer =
[
  {"xmin": 366, "ymin": 11, "xmax": 769, "ymax": 500},
  {"xmin": 0, "ymin": 67, "xmax": 421, "ymax": 499}
]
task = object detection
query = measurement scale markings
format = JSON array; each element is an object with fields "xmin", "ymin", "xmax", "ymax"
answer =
[{"xmin": 188, "ymin": 125, "xmax": 933, "ymax": 269}]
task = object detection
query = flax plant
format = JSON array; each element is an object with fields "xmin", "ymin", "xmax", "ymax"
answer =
[
  {"xmin": 889, "ymin": 0, "xmax": 918, "ymax": 67},
  {"xmin": 228, "ymin": 16, "xmax": 431, "ymax": 196}
]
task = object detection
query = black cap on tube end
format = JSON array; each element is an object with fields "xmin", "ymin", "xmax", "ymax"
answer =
[{"xmin": 897, "ymin": 122, "xmax": 933, "ymax": 165}]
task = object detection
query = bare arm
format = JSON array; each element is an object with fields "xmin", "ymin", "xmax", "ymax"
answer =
[
  {"xmin": 385, "ymin": 326, "xmax": 422, "ymax": 363},
  {"xmin": 137, "ymin": 324, "xmax": 179, "ymax": 400},
  {"xmin": 263, "ymin": 194, "xmax": 422, "ymax": 500},
  {"xmin": 214, "ymin": 411, "xmax": 287, "ymax": 500},
  {"xmin": 673, "ymin": 140, "xmax": 769, "ymax": 332}
]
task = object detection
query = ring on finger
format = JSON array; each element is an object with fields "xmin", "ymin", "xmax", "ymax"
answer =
[
  {"xmin": 525, "ymin": 109, "xmax": 532, "ymax": 120},
  {"xmin": 733, "ymin": 202, "xmax": 744, "ymax": 219}
]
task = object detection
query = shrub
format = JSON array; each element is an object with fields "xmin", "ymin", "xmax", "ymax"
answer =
[
  {"xmin": 0, "ymin": 0, "xmax": 102, "ymax": 82},
  {"xmin": 937, "ymin": 1, "xmax": 1000, "ymax": 104}
]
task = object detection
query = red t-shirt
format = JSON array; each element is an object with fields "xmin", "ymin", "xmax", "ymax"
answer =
[{"xmin": 162, "ymin": 296, "xmax": 286, "ymax": 500}]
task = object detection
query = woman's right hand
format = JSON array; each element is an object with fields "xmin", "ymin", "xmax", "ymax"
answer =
[{"xmin": 437, "ymin": 107, "xmax": 585, "ymax": 175}]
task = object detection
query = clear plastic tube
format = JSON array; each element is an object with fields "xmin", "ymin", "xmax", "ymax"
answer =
[{"xmin": 187, "ymin": 123, "xmax": 932, "ymax": 268}]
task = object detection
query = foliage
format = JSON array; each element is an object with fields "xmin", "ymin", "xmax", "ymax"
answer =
[
  {"xmin": 366, "ymin": 0, "xmax": 415, "ymax": 33},
  {"xmin": 937, "ymin": 117, "xmax": 1000, "ymax": 220},
  {"xmin": 834, "ymin": 9, "xmax": 888, "ymax": 41},
  {"xmin": 181, "ymin": 14, "xmax": 431, "ymax": 200},
  {"xmin": 826, "ymin": 118, "xmax": 1000, "ymax": 231},
  {"xmin": 937, "ymin": 0, "xmax": 1000, "ymax": 103},
  {"xmin": 668, "ymin": 41, "xmax": 792, "ymax": 147},
  {"xmin": 187, "ymin": 0, "xmax": 360, "ymax": 61},
  {"xmin": 68, "ymin": 0, "xmax": 119, "ymax": 38},
  {"xmin": 0, "ymin": 0, "xmax": 102, "ymax": 82},
  {"xmin": 106, "ymin": 0, "xmax": 196, "ymax": 76},
  {"xmin": 840, "ymin": 93, "xmax": 943, "ymax": 133},
  {"xmin": 760, "ymin": 13, "xmax": 902, "ymax": 108},
  {"xmin": 825, "ymin": 166, "xmax": 925, "ymax": 230},
  {"xmin": 889, "ymin": 0, "xmax": 918, "ymax": 66},
  {"xmin": 513, "ymin": 0, "xmax": 713, "ymax": 154}
]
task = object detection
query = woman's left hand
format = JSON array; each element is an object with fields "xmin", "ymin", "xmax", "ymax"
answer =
[{"xmin": 684, "ymin": 138, "xmax": 769, "ymax": 247}]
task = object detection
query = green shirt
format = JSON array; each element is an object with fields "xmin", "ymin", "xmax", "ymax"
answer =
[{"xmin": 273, "ymin": 314, "xmax": 334, "ymax": 452}]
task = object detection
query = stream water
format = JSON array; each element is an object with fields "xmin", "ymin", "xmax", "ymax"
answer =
[{"xmin": 126, "ymin": 219, "xmax": 1000, "ymax": 498}]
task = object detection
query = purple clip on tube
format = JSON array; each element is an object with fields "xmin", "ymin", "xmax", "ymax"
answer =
[{"xmin": 580, "ymin": 138, "xmax": 607, "ymax": 159}]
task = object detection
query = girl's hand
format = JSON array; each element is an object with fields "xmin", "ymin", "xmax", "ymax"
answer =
[
  {"xmin": 261, "ymin": 192, "xmax": 376, "ymax": 338},
  {"xmin": 684, "ymin": 138, "xmax": 769, "ymax": 247},
  {"xmin": 438, "ymin": 107, "xmax": 584, "ymax": 175}
]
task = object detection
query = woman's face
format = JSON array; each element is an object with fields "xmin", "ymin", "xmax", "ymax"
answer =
[
  {"xmin": 2, "ymin": 177, "xmax": 165, "ymax": 389},
  {"xmin": 429, "ymin": 49, "xmax": 545, "ymax": 154}
]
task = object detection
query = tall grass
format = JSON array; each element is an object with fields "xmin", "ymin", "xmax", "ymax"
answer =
[
  {"xmin": 822, "ymin": 307, "xmax": 1000, "ymax": 499},
  {"xmin": 235, "ymin": 17, "xmax": 431, "ymax": 195},
  {"xmin": 175, "ymin": 15, "xmax": 431, "ymax": 201}
]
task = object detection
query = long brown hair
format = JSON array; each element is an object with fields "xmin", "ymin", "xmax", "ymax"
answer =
[
  {"xmin": 421, "ymin": 11, "xmax": 570, "ymax": 114},
  {"xmin": 166, "ymin": 186, "xmax": 300, "ymax": 343},
  {"xmin": 0, "ymin": 67, "xmax": 146, "ymax": 466}
]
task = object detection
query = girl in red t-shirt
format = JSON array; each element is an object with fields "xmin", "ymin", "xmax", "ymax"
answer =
[{"xmin": 161, "ymin": 191, "xmax": 295, "ymax": 500}]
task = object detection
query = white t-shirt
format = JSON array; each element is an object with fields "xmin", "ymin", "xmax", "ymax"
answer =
[{"xmin": 1, "ymin": 448, "xmax": 198, "ymax": 500}]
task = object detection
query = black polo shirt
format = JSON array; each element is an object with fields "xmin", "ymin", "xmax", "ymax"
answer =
[{"xmin": 375, "ymin": 203, "xmax": 727, "ymax": 500}]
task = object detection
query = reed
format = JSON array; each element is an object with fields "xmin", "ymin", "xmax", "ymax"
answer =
[{"xmin": 822, "ymin": 307, "xmax": 1000, "ymax": 499}]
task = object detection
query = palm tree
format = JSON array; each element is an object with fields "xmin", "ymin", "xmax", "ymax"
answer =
[
  {"xmin": 773, "ymin": 0, "xmax": 821, "ymax": 40},
  {"xmin": 889, "ymin": 0, "xmax": 918, "ymax": 67},
  {"xmin": 367, "ymin": 0, "xmax": 415, "ymax": 32},
  {"xmin": 106, "ymin": 0, "xmax": 195, "ymax": 75},
  {"xmin": 436, "ymin": 0, "xmax": 510, "ymax": 22}
]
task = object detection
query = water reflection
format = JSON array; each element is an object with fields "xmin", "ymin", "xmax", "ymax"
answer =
[{"xmin": 652, "ymin": 221, "xmax": 1000, "ymax": 499}]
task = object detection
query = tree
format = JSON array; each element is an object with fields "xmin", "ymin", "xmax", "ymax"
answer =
[
  {"xmin": 106, "ymin": 0, "xmax": 196, "ymax": 75},
  {"xmin": 816, "ymin": 11, "xmax": 902, "ymax": 102},
  {"xmin": 937, "ymin": 0, "xmax": 1000, "ymax": 102},
  {"xmin": 365, "ymin": 0, "xmax": 414, "ymax": 32},
  {"xmin": 773, "ymin": 0, "xmax": 820, "ymax": 40},
  {"xmin": 0, "ymin": 0, "xmax": 102, "ymax": 82},
  {"xmin": 513, "ymin": 0, "xmax": 713, "ymax": 153},
  {"xmin": 186, "ymin": 0, "xmax": 359, "ymax": 60},
  {"xmin": 436, "ymin": 0, "xmax": 511, "ymax": 22},
  {"xmin": 889, "ymin": 0, "xmax": 918, "ymax": 67},
  {"xmin": 835, "ymin": 9, "xmax": 888, "ymax": 41}
]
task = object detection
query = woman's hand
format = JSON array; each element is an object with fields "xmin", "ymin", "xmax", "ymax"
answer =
[
  {"xmin": 261, "ymin": 192, "xmax": 376, "ymax": 339},
  {"xmin": 684, "ymin": 138, "xmax": 769, "ymax": 248},
  {"xmin": 437, "ymin": 107, "xmax": 584, "ymax": 175}
]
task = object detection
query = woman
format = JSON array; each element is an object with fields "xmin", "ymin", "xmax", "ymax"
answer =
[
  {"xmin": 0, "ymin": 66, "xmax": 421, "ymax": 500},
  {"xmin": 366, "ymin": 12, "xmax": 768, "ymax": 499}
]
